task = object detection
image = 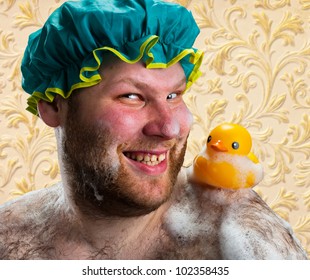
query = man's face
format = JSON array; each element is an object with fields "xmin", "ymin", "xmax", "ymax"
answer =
[{"xmin": 61, "ymin": 57, "xmax": 193, "ymax": 217}]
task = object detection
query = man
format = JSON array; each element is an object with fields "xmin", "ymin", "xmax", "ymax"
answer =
[{"xmin": 0, "ymin": 0, "xmax": 307, "ymax": 259}]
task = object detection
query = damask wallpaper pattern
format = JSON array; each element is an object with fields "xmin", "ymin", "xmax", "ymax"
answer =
[{"xmin": 0, "ymin": 0, "xmax": 309, "ymax": 257}]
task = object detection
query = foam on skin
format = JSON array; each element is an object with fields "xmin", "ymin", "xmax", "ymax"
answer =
[
  {"xmin": 164, "ymin": 184, "xmax": 219, "ymax": 245},
  {"xmin": 164, "ymin": 181, "xmax": 308, "ymax": 259}
]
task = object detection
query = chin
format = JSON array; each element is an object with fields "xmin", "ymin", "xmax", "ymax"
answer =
[{"xmin": 110, "ymin": 170, "xmax": 175, "ymax": 216}]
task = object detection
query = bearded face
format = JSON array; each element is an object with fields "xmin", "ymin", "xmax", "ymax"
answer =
[
  {"xmin": 62, "ymin": 101, "xmax": 187, "ymax": 217},
  {"xmin": 59, "ymin": 59, "xmax": 192, "ymax": 217}
]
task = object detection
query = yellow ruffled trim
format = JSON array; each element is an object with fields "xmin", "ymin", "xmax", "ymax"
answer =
[
  {"xmin": 26, "ymin": 35, "xmax": 203, "ymax": 115},
  {"xmin": 185, "ymin": 49, "xmax": 204, "ymax": 90}
]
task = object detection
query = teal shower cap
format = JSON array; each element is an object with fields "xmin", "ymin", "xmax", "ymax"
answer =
[{"xmin": 21, "ymin": 0, "xmax": 203, "ymax": 115}]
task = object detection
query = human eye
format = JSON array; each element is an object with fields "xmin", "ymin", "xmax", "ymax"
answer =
[
  {"xmin": 118, "ymin": 93, "xmax": 145, "ymax": 106},
  {"xmin": 122, "ymin": 93, "xmax": 140, "ymax": 100},
  {"xmin": 167, "ymin": 92, "xmax": 178, "ymax": 100},
  {"xmin": 167, "ymin": 92, "xmax": 184, "ymax": 104}
]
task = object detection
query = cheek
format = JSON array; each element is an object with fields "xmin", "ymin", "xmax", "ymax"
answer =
[
  {"xmin": 97, "ymin": 109, "xmax": 142, "ymax": 138},
  {"xmin": 177, "ymin": 106, "xmax": 193, "ymax": 136}
]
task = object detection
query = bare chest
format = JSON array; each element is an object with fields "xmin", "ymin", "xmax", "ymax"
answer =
[{"xmin": 50, "ymin": 225, "xmax": 220, "ymax": 260}]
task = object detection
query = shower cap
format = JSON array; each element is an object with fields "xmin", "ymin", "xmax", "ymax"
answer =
[{"xmin": 21, "ymin": 0, "xmax": 203, "ymax": 115}]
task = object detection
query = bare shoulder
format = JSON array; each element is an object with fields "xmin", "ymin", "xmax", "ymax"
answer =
[
  {"xmin": 211, "ymin": 187, "xmax": 307, "ymax": 259},
  {"xmin": 0, "ymin": 183, "xmax": 64, "ymax": 259},
  {"xmin": 164, "ymin": 179, "xmax": 308, "ymax": 260}
]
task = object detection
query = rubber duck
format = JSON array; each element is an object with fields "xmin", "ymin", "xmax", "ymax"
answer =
[{"xmin": 192, "ymin": 123, "xmax": 263, "ymax": 189}]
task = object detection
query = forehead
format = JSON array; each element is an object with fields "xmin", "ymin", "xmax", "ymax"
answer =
[{"xmin": 98, "ymin": 54, "xmax": 186, "ymax": 90}]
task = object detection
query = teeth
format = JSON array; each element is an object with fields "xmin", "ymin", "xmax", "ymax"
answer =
[
  {"xmin": 125, "ymin": 152, "xmax": 166, "ymax": 166},
  {"xmin": 137, "ymin": 154, "xmax": 144, "ymax": 162},
  {"xmin": 158, "ymin": 154, "xmax": 165, "ymax": 162}
]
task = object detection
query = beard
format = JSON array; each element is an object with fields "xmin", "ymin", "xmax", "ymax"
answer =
[{"xmin": 61, "ymin": 97, "xmax": 187, "ymax": 217}]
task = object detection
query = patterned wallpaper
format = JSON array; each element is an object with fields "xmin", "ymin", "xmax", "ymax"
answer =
[{"xmin": 0, "ymin": 0, "xmax": 309, "ymax": 257}]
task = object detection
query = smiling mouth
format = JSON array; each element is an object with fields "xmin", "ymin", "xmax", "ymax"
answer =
[{"xmin": 124, "ymin": 152, "xmax": 166, "ymax": 166}]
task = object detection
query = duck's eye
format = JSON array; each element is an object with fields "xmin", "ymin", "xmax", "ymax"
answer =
[
  {"xmin": 207, "ymin": 135, "xmax": 212, "ymax": 143},
  {"xmin": 232, "ymin": 142, "xmax": 239, "ymax": 149}
]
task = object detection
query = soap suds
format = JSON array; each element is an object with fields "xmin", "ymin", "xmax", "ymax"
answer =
[
  {"xmin": 220, "ymin": 217, "xmax": 286, "ymax": 259},
  {"xmin": 164, "ymin": 185, "xmax": 214, "ymax": 243},
  {"xmin": 212, "ymin": 152, "xmax": 263, "ymax": 185}
]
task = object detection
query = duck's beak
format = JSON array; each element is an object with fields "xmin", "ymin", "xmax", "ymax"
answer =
[{"xmin": 211, "ymin": 140, "xmax": 228, "ymax": 152}]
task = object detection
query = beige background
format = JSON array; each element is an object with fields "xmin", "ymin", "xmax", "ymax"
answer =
[{"xmin": 0, "ymin": 0, "xmax": 309, "ymax": 257}]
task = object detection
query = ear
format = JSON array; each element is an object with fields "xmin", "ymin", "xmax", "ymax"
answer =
[{"xmin": 37, "ymin": 97, "xmax": 65, "ymax": 127}]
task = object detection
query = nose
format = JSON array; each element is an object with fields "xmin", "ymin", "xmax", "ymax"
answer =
[{"xmin": 142, "ymin": 106, "xmax": 181, "ymax": 139}]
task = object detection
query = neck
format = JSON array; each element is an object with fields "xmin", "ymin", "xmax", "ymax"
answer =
[
  {"xmin": 68, "ymin": 196, "xmax": 170, "ymax": 258},
  {"xmin": 61, "ymin": 181, "xmax": 170, "ymax": 255},
  {"xmin": 59, "ymin": 169, "xmax": 187, "ymax": 258},
  {"xmin": 82, "ymin": 204, "xmax": 167, "ymax": 246}
]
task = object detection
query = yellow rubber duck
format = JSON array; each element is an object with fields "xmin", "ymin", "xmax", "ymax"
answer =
[{"xmin": 192, "ymin": 123, "xmax": 263, "ymax": 189}]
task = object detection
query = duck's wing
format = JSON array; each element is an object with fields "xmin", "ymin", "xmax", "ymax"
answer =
[{"xmin": 247, "ymin": 152, "xmax": 259, "ymax": 164}]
